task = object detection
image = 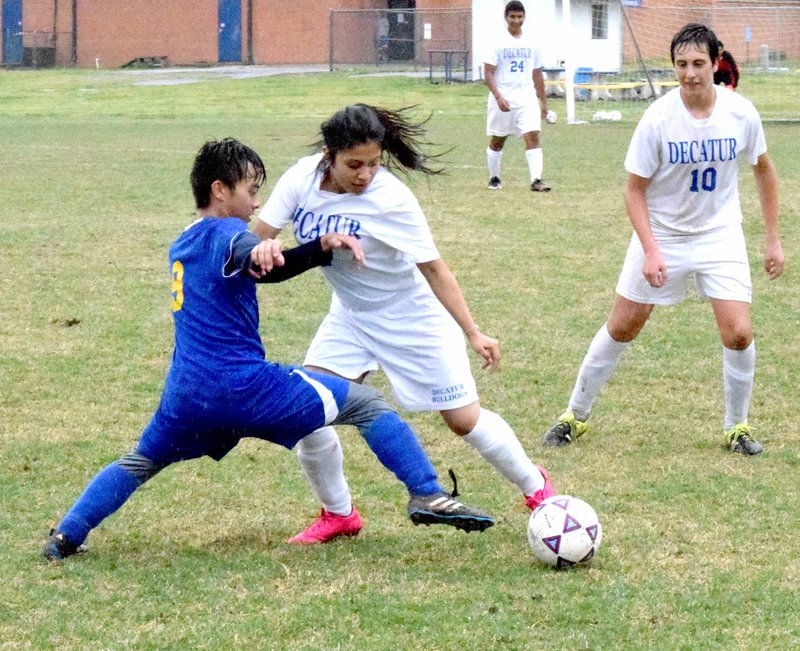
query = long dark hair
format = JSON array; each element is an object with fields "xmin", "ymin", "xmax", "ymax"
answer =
[{"xmin": 315, "ymin": 104, "xmax": 443, "ymax": 176}]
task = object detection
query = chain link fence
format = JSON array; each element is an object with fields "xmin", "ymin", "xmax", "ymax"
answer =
[{"xmin": 329, "ymin": 8, "xmax": 471, "ymax": 79}]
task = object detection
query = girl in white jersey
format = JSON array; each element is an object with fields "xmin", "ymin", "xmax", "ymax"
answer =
[
  {"xmin": 543, "ymin": 24, "xmax": 784, "ymax": 455},
  {"xmin": 254, "ymin": 104, "xmax": 554, "ymax": 522}
]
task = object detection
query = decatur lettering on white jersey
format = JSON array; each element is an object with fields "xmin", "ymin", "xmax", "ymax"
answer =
[
  {"xmin": 258, "ymin": 154, "xmax": 440, "ymax": 312},
  {"xmin": 624, "ymin": 86, "xmax": 766, "ymax": 235},
  {"xmin": 483, "ymin": 28, "xmax": 543, "ymax": 108}
]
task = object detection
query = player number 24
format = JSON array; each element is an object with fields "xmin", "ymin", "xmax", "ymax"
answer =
[
  {"xmin": 690, "ymin": 167, "xmax": 717, "ymax": 193},
  {"xmin": 171, "ymin": 260, "xmax": 184, "ymax": 312},
  {"xmin": 510, "ymin": 60, "xmax": 525, "ymax": 73}
]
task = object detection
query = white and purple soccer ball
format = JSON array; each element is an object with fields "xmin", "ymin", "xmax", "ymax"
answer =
[
  {"xmin": 545, "ymin": 110, "xmax": 557, "ymax": 124},
  {"xmin": 527, "ymin": 495, "xmax": 602, "ymax": 569}
]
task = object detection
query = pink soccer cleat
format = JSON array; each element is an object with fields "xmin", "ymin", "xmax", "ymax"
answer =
[
  {"xmin": 524, "ymin": 466, "xmax": 556, "ymax": 510},
  {"xmin": 287, "ymin": 507, "xmax": 363, "ymax": 544}
]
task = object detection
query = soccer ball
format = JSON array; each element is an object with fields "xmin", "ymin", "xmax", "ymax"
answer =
[
  {"xmin": 545, "ymin": 110, "xmax": 557, "ymax": 124},
  {"xmin": 527, "ymin": 495, "xmax": 602, "ymax": 569}
]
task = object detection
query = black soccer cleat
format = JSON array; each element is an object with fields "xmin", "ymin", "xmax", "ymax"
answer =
[
  {"xmin": 487, "ymin": 176, "xmax": 502, "ymax": 190},
  {"xmin": 543, "ymin": 411, "xmax": 587, "ymax": 447},
  {"xmin": 725, "ymin": 423, "xmax": 763, "ymax": 455},
  {"xmin": 42, "ymin": 529, "xmax": 86, "ymax": 562},
  {"xmin": 407, "ymin": 470, "xmax": 495, "ymax": 533}
]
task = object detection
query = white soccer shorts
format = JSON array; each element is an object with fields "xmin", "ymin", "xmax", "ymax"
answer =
[
  {"xmin": 615, "ymin": 223, "xmax": 752, "ymax": 305},
  {"xmin": 304, "ymin": 295, "xmax": 478, "ymax": 412},
  {"xmin": 486, "ymin": 95, "xmax": 541, "ymax": 137}
]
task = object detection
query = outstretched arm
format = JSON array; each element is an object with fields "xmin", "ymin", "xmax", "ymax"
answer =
[
  {"xmin": 227, "ymin": 232, "xmax": 364, "ymax": 283},
  {"xmin": 752, "ymin": 152, "xmax": 784, "ymax": 280},
  {"xmin": 417, "ymin": 258, "xmax": 500, "ymax": 370}
]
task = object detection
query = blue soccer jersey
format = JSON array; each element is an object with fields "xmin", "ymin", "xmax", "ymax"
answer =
[
  {"xmin": 137, "ymin": 217, "xmax": 349, "ymax": 463},
  {"xmin": 169, "ymin": 217, "xmax": 266, "ymax": 385}
]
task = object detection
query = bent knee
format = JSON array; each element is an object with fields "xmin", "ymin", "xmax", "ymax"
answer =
[
  {"xmin": 118, "ymin": 450, "xmax": 166, "ymax": 482},
  {"xmin": 441, "ymin": 402, "xmax": 481, "ymax": 436},
  {"xmin": 723, "ymin": 332, "xmax": 753, "ymax": 350},
  {"xmin": 338, "ymin": 382, "xmax": 394, "ymax": 432}
]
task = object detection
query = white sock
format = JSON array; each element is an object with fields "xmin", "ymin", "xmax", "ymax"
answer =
[
  {"xmin": 463, "ymin": 408, "xmax": 542, "ymax": 495},
  {"xmin": 525, "ymin": 148, "xmax": 543, "ymax": 182},
  {"xmin": 487, "ymin": 148, "xmax": 503, "ymax": 178},
  {"xmin": 723, "ymin": 342, "xmax": 755, "ymax": 429},
  {"xmin": 296, "ymin": 426, "xmax": 352, "ymax": 515},
  {"xmin": 568, "ymin": 323, "xmax": 630, "ymax": 421}
]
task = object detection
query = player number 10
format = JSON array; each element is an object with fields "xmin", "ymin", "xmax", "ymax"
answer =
[{"xmin": 689, "ymin": 167, "xmax": 717, "ymax": 193}]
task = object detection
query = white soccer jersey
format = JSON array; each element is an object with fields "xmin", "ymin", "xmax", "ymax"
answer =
[
  {"xmin": 258, "ymin": 154, "xmax": 441, "ymax": 312},
  {"xmin": 624, "ymin": 86, "xmax": 766, "ymax": 235},
  {"xmin": 483, "ymin": 29, "xmax": 543, "ymax": 108}
]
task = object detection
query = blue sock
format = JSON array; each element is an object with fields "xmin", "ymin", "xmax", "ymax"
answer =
[
  {"xmin": 58, "ymin": 462, "xmax": 145, "ymax": 545},
  {"xmin": 361, "ymin": 412, "xmax": 442, "ymax": 496}
]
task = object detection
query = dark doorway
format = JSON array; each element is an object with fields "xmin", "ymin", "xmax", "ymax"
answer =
[{"xmin": 387, "ymin": 0, "xmax": 415, "ymax": 61}]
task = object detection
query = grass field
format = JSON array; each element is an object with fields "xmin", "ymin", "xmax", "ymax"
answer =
[{"xmin": 1, "ymin": 67, "xmax": 799, "ymax": 650}]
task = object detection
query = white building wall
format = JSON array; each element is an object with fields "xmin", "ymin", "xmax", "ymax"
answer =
[{"xmin": 471, "ymin": 0, "xmax": 622, "ymax": 79}]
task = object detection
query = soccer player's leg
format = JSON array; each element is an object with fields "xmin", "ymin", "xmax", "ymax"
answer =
[
  {"xmin": 323, "ymin": 378, "xmax": 495, "ymax": 532},
  {"xmin": 288, "ymin": 426, "xmax": 364, "ymax": 544},
  {"xmin": 701, "ymin": 227, "xmax": 761, "ymax": 455},
  {"xmin": 42, "ymin": 399, "xmax": 222, "ymax": 562},
  {"xmin": 43, "ymin": 449, "xmax": 168, "ymax": 561},
  {"xmin": 452, "ymin": 402, "xmax": 555, "ymax": 509}
]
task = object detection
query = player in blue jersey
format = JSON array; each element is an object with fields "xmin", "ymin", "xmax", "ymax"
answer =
[
  {"xmin": 542, "ymin": 24, "xmax": 784, "ymax": 454},
  {"xmin": 42, "ymin": 138, "xmax": 494, "ymax": 561}
]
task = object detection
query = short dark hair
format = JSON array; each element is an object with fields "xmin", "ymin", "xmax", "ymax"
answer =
[
  {"xmin": 190, "ymin": 138, "xmax": 265, "ymax": 209},
  {"xmin": 505, "ymin": 1, "xmax": 525, "ymax": 16},
  {"xmin": 670, "ymin": 23, "xmax": 720, "ymax": 65}
]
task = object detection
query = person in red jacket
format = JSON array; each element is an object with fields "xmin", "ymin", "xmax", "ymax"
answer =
[{"xmin": 714, "ymin": 41, "xmax": 740, "ymax": 89}]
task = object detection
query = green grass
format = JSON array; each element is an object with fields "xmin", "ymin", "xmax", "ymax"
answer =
[{"xmin": 2, "ymin": 68, "xmax": 799, "ymax": 650}]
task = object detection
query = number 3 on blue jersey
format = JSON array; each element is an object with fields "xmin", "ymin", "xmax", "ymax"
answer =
[
  {"xmin": 510, "ymin": 60, "xmax": 525, "ymax": 73},
  {"xmin": 171, "ymin": 260, "xmax": 184, "ymax": 312}
]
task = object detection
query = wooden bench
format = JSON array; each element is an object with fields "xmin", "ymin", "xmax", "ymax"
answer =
[
  {"xmin": 573, "ymin": 80, "xmax": 679, "ymax": 101},
  {"xmin": 638, "ymin": 80, "xmax": 679, "ymax": 99},
  {"xmin": 122, "ymin": 56, "xmax": 169, "ymax": 68},
  {"xmin": 546, "ymin": 78, "xmax": 679, "ymax": 101},
  {"xmin": 544, "ymin": 79, "xmax": 566, "ymax": 97},
  {"xmin": 575, "ymin": 81, "xmax": 644, "ymax": 101}
]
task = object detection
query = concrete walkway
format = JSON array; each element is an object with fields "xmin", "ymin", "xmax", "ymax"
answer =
[
  {"xmin": 103, "ymin": 63, "xmax": 471, "ymax": 86},
  {"xmin": 110, "ymin": 64, "xmax": 331, "ymax": 86}
]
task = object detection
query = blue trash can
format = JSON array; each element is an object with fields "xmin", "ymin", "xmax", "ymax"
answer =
[{"xmin": 574, "ymin": 67, "xmax": 593, "ymax": 101}]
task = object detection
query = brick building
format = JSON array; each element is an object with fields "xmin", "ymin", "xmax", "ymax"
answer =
[
  {"xmin": 2, "ymin": 0, "xmax": 798, "ymax": 69},
  {"xmin": 1, "ymin": 0, "xmax": 469, "ymax": 68}
]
